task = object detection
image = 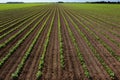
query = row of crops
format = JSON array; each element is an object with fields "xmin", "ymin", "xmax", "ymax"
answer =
[{"xmin": 0, "ymin": 3, "xmax": 120, "ymax": 80}]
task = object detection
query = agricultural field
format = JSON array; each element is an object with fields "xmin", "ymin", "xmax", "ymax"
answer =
[
  {"xmin": 0, "ymin": 3, "xmax": 120, "ymax": 80},
  {"xmin": 0, "ymin": 3, "xmax": 44, "ymax": 11}
]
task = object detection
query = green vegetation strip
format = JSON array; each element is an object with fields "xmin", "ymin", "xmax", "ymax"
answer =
[
  {"xmin": 36, "ymin": 9, "xmax": 55, "ymax": 80},
  {"xmin": 68, "ymin": 10, "xmax": 120, "ymax": 62},
  {"xmin": 75, "ymin": 13, "xmax": 120, "ymax": 55},
  {"xmin": 0, "ymin": 11, "xmax": 33, "ymax": 27},
  {"xmin": 0, "ymin": 9, "xmax": 50, "ymax": 68},
  {"xmin": 84, "ymin": 16, "xmax": 120, "ymax": 44},
  {"xmin": 102, "ymin": 33, "xmax": 120, "ymax": 48},
  {"xmin": 0, "ymin": 17, "xmax": 27, "ymax": 33},
  {"xmin": 11, "ymin": 9, "xmax": 53, "ymax": 79},
  {"xmin": 67, "ymin": 9, "xmax": 120, "ymax": 49},
  {"xmin": 72, "ymin": 10, "xmax": 120, "ymax": 39},
  {"xmin": 84, "ymin": 13, "xmax": 120, "ymax": 28},
  {"xmin": 64, "ymin": 4, "xmax": 120, "ymax": 27},
  {"xmin": 0, "ymin": 8, "xmax": 44, "ymax": 32},
  {"xmin": 61, "ymin": 9, "xmax": 90, "ymax": 78},
  {"xmin": 0, "ymin": 7, "xmax": 45, "ymax": 28},
  {"xmin": 64, "ymin": 9, "xmax": 115, "ymax": 79},
  {"xmin": 0, "ymin": 4, "xmax": 44, "ymax": 11},
  {"xmin": 58, "ymin": 9, "xmax": 65, "ymax": 68},
  {"xmin": 82, "ymin": 13, "xmax": 120, "ymax": 50},
  {"xmin": 0, "ymin": 8, "xmax": 45, "ymax": 40},
  {"xmin": 0, "ymin": 9, "xmax": 48, "ymax": 48}
]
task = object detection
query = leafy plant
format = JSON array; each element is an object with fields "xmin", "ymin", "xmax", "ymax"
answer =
[
  {"xmin": 58, "ymin": 10, "xmax": 65, "ymax": 68},
  {"xmin": 65, "ymin": 10, "xmax": 115, "ymax": 79},
  {"xmin": 36, "ymin": 10, "xmax": 55, "ymax": 80},
  {"xmin": 61, "ymin": 10, "xmax": 90, "ymax": 78}
]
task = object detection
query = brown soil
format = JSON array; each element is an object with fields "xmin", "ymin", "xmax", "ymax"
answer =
[
  {"xmin": 0, "ymin": 9, "xmax": 49, "ymax": 60},
  {"xmin": 1, "ymin": 4, "xmax": 120, "ymax": 80},
  {"xmin": 18, "ymin": 9, "xmax": 53, "ymax": 80},
  {"xmin": 0, "ymin": 8, "xmax": 50, "ymax": 80}
]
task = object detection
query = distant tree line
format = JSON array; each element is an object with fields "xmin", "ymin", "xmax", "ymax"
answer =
[
  {"xmin": 87, "ymin": 1, "xmax": 120, "ymax": 4},
  {"xmin": 6, "ymin": 2, "xmax": 24, "ymax": 4},
  {"xmin": 57, "ymin": 1, "xmax": 64, "ymax": 3}
]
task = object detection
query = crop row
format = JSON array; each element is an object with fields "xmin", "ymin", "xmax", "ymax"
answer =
[
  {"xmin": 63, "ymin": 8, "xmax": 115, "ymax": 79},
  {"xmin": 86, "ymin": 13, "xmax": 120, "ymax": 28},
  {"xmin": 78, "ymin": 11, "xmax": 120, "ymax": 36},
  {"xmin": 0, "ymin": 7, "xmax": 44, "ymax": 28},
  {"xmin": 0, "ymin": 8, "xmax": 44, "ymax": 34},
  {"xmin": 0, "ymin": 8, "xmax": 46, "ymax": 40},
  {"xmin": 102, "ymin": 32, "xmax": 120, "ymax": 47},
  {"xmin": 78, "ymin": 14, "xmax": 120, "ymax": 50},
  {"xmin": 36, "ymin": 9, "xmax": 55, "ymax": 80},
  {"xmin": 71, "ymin": 9, "xmax": 120, "ymax": 52},
  {"xmin": 0, "ymin": 8, "xmax": 49, "ymax": 48},
  {"xmin": 79, "ymin": 15, "xmax": 120, "ymax": 53},
  {"xmin": 0, "ymin": 9, "xmax": 50, "ymax": 68},
  {"xmin": 72, "ymin": 10, "xmax": 120, "ymax": 62},
  {"xmin": 11, "ymin": 9, "xmax": 53, "ymax": 79},
  {"xmin": 0, "ymin": 6, "xmax": 45, "ymax": 27},
  {"xmin": 66, "ymin": 7, "xmax": 120, "ymax": 37},
  {"xmin": 0, "ymin": 7, "xmax": 47, "ymax": 40},
  {"xmin": 65, "ymin": 7, "xmax": 120, "ymax": 61},
  {"xmin": 60, "ymin": 8, "xmax": 91, "ymax": 78},
  {"xmin": 68, "ymin": 7, "xmax": 120, "ymax": 28},
  {"xmin": 78, "ymin": 13, "xmax": 120, "ymax": 41},
  {"xmin": 57, "ymin": 9, "xmax": 65, "ymax": 68}
]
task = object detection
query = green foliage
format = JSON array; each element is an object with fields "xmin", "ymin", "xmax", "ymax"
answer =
[
  {"xmin": 63, "ymin": 3, "xmax": 120, "ymax": 28},
  {"xmin": 63, "ymin": 4, "xmax": 120, "ymax": 17},
  {"xmin": 11, "ymin": 73, "xmax": 18, "ymax": 80},
  {"xmin": 65, "ymin": 10, "xmax": 115, "ymax": 79},
  {"xmin": 11, "ymin": 9, "xmax": 50, "ymax": 79},
  {"xmin": 58, "ymin": 9, "xmax": 65, "ymax": 68},
  {"xmin": 0, "ymin": 4, "xmax": 44, "ymax": 11},
  {"xmin": 0, "ymin": 10, "xmax": 41, "ymax": 40},
  {"xmin": 61, "ymin": 10, "xmax": 90, "ymax": 78},
  {"xmin": 0, "ymin": 13, "xmax": 40, "ymax": 48},
  {"xmin": 36, "ymin": 71, "xmax": 42, "ymax": 80},
  {"xmin": 0, "ymin": 9, "xmax": 49, "ymax": 68},
  {"xmin": 36, "ymin": 10, "xmax": 55, "ymax": 79}
]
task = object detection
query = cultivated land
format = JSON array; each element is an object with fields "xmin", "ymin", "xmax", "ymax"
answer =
[
  {"xmin": 0, "ymin": 3, "xmax": 120, "ymax": 80},
  {"xmin": 0, "ymin": 4, "xmax": 44, "ymax": 11}
]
